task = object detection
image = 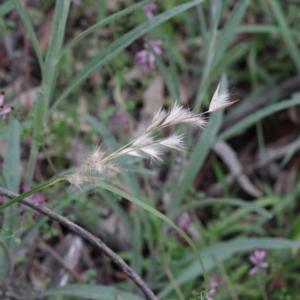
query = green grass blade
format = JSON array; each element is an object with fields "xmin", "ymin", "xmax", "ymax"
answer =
[
  {"xmin": 170, "ymin": 110, "xmax": 224, "ymax": 214},
  {"xmin": 66, "ymin": 0, "xmax": 152, "ymax": 49},
  {"xmin": 85, "ymin": 114, "xmax": 119, "ymax": 151},
  {"xmin": 11, "ymin": 0, "xmax": 44, "ymax": 74},
  {"xmin": 0, "ymin": 117, "xmax": 21, "ymax": 282},
  {"xmin": 165, "ymin": 36, "xmax": 179, "ymax": 100},
  {"xmin": 213, "ymin": 0, "xmax": 249, "ymax": 65},
  {"xmin": 3, "ymin": 117, "xmax": 21, "ymax": 252},
  {"xmin": 0, "ymin": 127, "xmax": 8, "ymax": 140},
  {"xmin": 281, "ymin": 135, "xmax": 300, "ymax": 167},
  {"xmin": 182, "ymin": 198, "xmax": 272, "ymax": 219},
  {"xmin": 44, "ymin": 0, "xmax": 71, "ymax": 105},
  {"xmin": 96, "ymin": 180, "xmax": 209, "ymax": 291},
  {"xmin": 269, "ymin": 0, "xmax": 300, "ymax": 74},
  {"xmin": 158, "ymin": 237, "xmax": 300, "ymax": 298},
  {"xmin": 237, "ymin": 25, "xmax": 278, "ymax": 34},
  {"xmin": 148, "ymin": 40, "xmax": 178, "ymax": 101},
  {"xmin": 209, "ymin": 43, "xmax": 248, "ymax": 81},
  {"xmin": 49, "ymin": 0, "xmax": 205, "ymax": 115},
  {"xmin": 0, "ymin": 177, "xmax": 64, "ymax": 212},
  {"xmin": 0, "ymin": 1, "xmax": 15, "ymax": 17},
  {"xmin": 34, "ymin": 284, "xmax": 145, "ymax": 300},
  {"xmin": 218, "ymin": 93, "xmax": 300, "ymax": 141}
]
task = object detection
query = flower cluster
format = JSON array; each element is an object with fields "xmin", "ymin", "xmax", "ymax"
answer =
[
  {"xmin": 66, "ymin": 83, "xmax": 234, "ymax": 192},
  {"xmin": 0, "ymin": 92, "xmax": 14, "ymax": 118},
  {"xmin": 135, "ymin": 39, "xmax": 163, "ymax": 71}
]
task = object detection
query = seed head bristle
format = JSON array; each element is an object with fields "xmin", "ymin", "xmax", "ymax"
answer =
[
  {"xmin": 208, "ymin": 83, "xmax": 233, "ymax": 112},
  {"xmin": 132, "ymin": 133, "xmax": 154, "ymax": 147},
  {"xmin": 66, "ymin": 83, "xmax": 237, "ymax": 191},
  {"xmin": 66, "ymin": 169, "xmax": 97, "ymax": 193},
  {"xmin": 146, "ymin": 107, "xmax": 167, "ymax": 133},
  {"xmin": 105, "ymin": 163, "xmax": 122, "ymax": 176},
  {"xmin": 140, "ymin": 144, "xmax": 164, "ymax": 162},
  {"xmin": 160, "ymin": 133, "xmax": 185, "ymax": 151}
]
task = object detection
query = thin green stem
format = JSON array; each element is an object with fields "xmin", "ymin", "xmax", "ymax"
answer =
[
  {"xmin": 0, "ymin": 241, "xmax": 12, "ymax": 287},
  {"xmin": 96, "ymin": 180, "xmax": 209, "ymax": 291}
]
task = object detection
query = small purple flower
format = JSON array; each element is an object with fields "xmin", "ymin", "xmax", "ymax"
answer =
[
  {"xmin": 110, "ymin": 108, "xmax": 130, "ymax": 134},
  {"xmin": 0, "ymin": 92, "xmax": 14, "ymax": 118},
  {"xmin": 177, "ymin": 212, "xmax": 191, "ymax": 232},
  {"xmin": 143, "ymin": 3, "xmax": 157, "ymax": 19},
  {"xmin": 20, "ymin": 184, "xmax": 47, "ymax": 219},
  {"xmin": 173, "ymin": 212, "xmax": 191, "ymax": 242},
  {"xmin": 209, "ymin": 274, "xmax": 225, "ymax": 290},
  {"xmin": 135, "ymin": 39, "xmax": 163, "ymax": 71},
  {"xmin": 0, "ymin": 195, "xmax": 3, "ymax": 205},
  {"xmin": 249, "ymin": 249, "xmax": 269, "ymax": 275}
]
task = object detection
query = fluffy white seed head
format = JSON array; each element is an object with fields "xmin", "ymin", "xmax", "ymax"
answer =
[
  {"xmin": 146, "ymin": 107, "xmax": 167, "ymax": 133},
  {"xmin": 65, "ymin": 83, "xmax": 237, "ymax": 190},
  {"xmin": 160, "ymin": 133, "xmax": 185, "ymax": 151},
  {"xmin": 132, "ymin": 133, "xmax": 154, "ymax": 147},
  {"xmin": 140, "ymin": 144, "xmax": 164, "ymax": 162},
  {"xmin": 208, "ymin": 83, "xmax": 232, "ymax": 112},
  {"xmin": 66, "ymin": 169, "xmax": 96, "ymax": 193}
]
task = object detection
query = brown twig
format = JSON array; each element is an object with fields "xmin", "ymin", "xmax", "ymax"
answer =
[{"xmin": 0, "ymin": 186, "xmax": 157, "ymax": 300}]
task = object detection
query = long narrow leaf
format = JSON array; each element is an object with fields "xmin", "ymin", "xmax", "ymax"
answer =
[
  {"xmin": 44, "ymin": 0, "xmax": 71, "ymax": 105},
  {"xmin": 218, "ymin": 94, "xmax": 300, "ymax": 141},
  {"xmin": 49, "ymin": 0, "xmax": 205, "ymax": 115},
  {"xmin": 213, "ymin": 0, "xmax": 249, "ymax": 66},
  {"xmin": 66, "ymin": 0, "xmax": 152, "ymax": 49},
  {"xmin": 158, "ymin": 237, "xmax": 300, "ymax": 298},
  {"xmin": 269, "ymin": 0, "xmax": 300, "ymax": 74},
  {"xmin": 96, "ymin": 180, "xmax": 209, "ymax": 290},
  {"xmin": 3, "ymin": 117, "xmax": 21, "ymax": 253},
  {"xmin": 0, "ymin": 177, "xmax": 64, "ymax": 212},
  {"xmin": 170, "ymin": 110, "xmax": 224, "ymax": 215},
  {"xmin": 34, "ymin": 284, "xmax": 145, "ymax": 300},
  {"xmin": 11, "ymin": 0, "xmax": 44, "ymax": 74},
  {"xmin": 182, "ymin": 198, "xmax": 272, "ymax": 219}
]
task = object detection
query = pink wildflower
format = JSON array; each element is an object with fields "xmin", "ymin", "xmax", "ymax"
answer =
[
  {"xmin": 0, "ymin": 92, "xmax": 14, "ymax": 118},
  {"xmin": 177, "ymin": 212, "xmax": 191, "ymax": 232},
  {"xmin": 135, "ymin": 39, "xmax": 163, "ymax": 71},
  {"xmin": 249, "ymin": 249, "xmax": 269, "ymax": 275},
  {"xmin": 20, "ymin": 184, "xmax": 47, "ymax": 219},
  {"xmin": 110, "ymin": 108, "xmax": 130, "ymax": 134},
  {"xmin": 173, "ymin": 212, "xmax": 191, "ymax": 242},
  {"xmin": 0, "ymin": 195, "xmax": 3, "ymax": 205},
  {"xmin": 143, "ymin": 3, "xmax": 157, "ymax": 19},
  {"xmin": 201, "ymin": 275, "xmax": 225, "ymax": 299}
]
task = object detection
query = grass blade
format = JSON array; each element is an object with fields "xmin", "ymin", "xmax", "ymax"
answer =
[
  {"xmin": 182, "ymin": 198, "xmax": 272, "ymax": 219},
  {"xmin": 34, "ymin": 284, "xmax": 145, "ymax": 300},
  {"xmin": 11, "ymin": 0, "xmax": 44, "ymax": 74},
  {"xmin": 213, "ymin": 0, "xmax": 249, "ymax": 66},
  {"xmin": 170, "ymin": 110, "xmax": 224, "ymax": 215},
  {"xmin": 96, "ymin": 180, "xmax": 209, "ymax": 291},
  {"xmin": 268, "ymin": 0, "xmax": 300, "ymax": 74},
  {"xmin": 66, "ymin": 0, "xmax": 152, "ymax": 49},
  {"xmin": 49, "ymin": 0, "xmax": 205, "ymax": 115},
  {"xmin": 3, "ymin": 118, "xmax": 21, "ymax": 251},
  {"xmin": 159, "ymin": 237, "xmax": 300, "ymax": 298},
  {"xmin": 218, "ymin": 94, "xmax": 300, "ymax": 141}
]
